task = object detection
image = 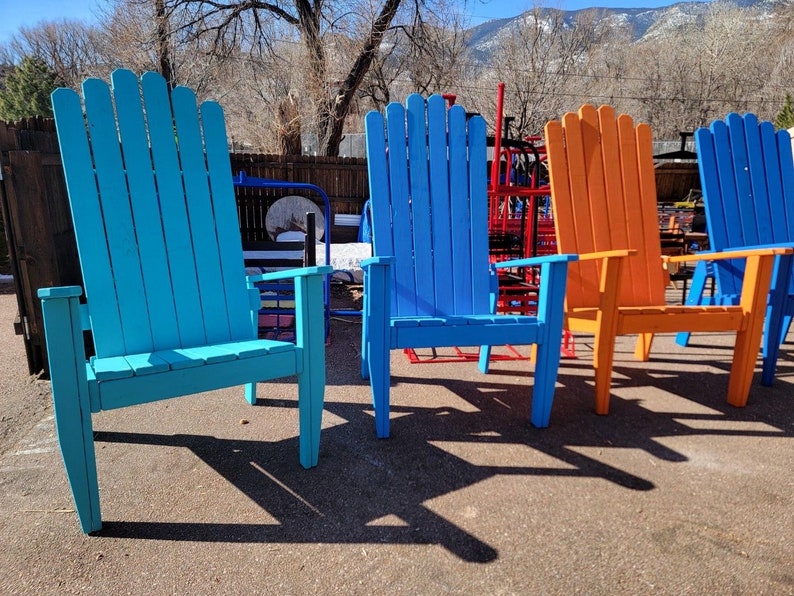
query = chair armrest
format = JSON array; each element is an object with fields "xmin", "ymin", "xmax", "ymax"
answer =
[
  {"xmin": 492, "ymin": 253, "xmax": 578, "ymax": 270},
  {"xmin": 361, "ymin": 255, "xmax": 395, "ymax": 269},
  {"xmin": 575, "ymin": 249, "xmax": 637, "ymax": 262},
  {"xmin": 37, "ymin": 285, "xmax": 94, "ymax": 407},
  {"xmin": 247, "ymin": 265, "xmax": 332, "ymax": 285},
  {"xmin": 38, "ymin": 285, "xmax": 83, "ymax": 300},
  {"xmin": 664, "ymin": 246, "xmax": 793, "ymax": 264}
]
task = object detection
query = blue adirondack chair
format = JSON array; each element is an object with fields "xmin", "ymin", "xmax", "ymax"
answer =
[
  {"xmin": 39, "ymin": 69, "xmax": 331, "ymax": 533},
  {"xmin": 676, "ymin": 113, "xmax": 794, "ymax": 385},
  {"xmin": 361, "ymin": 94, "xmax": 577, "ymax": 438}
]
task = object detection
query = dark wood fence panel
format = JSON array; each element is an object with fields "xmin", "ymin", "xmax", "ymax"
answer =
[
  {"xmin": 655, "ymin": 162, "xmax": 701, "ymax": 204},
  {"xmin": 230, "ymin": 153, "xmax": 370, "ymax": 244},
  {"xmin": 0, "ymin": 119, "xmax": 85, "ymax": 375}
]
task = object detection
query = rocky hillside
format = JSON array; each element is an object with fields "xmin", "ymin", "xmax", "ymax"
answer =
[{"xmin": 466, "ymin": 0, "xmax": 780, "ymax": 62}]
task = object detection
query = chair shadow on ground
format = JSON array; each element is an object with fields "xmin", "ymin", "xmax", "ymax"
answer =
[{"xmin": 93, "ymin": 336, "xmax": 794, "ymax": 563}]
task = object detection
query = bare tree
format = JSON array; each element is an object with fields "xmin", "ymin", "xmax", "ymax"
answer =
[
  {"xmin": 402, "ymin": 1, "xmax": 471, "ymax": 96},
  {"xmin": 0, "ymin": 20, "xmax": 102, "ymax": 88},
  {"xmin": 358, "ymin": 0, "xmax": 472, "ymax": 117},
  {"xmin": 469, "ymin": 6, "xmax": 612, "ymax": 140},
  {"xmin": 625, "ymin": 2, "xmax": 777, "ymax": 137},
  {"xmin": 163, "ymin": 0, "xmax": 444, "ymax": 156}
]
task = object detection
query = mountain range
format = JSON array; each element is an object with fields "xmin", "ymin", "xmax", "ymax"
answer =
[{"xmin": 466, "ymin": 0, "xmax": 779, "ymax": 62}]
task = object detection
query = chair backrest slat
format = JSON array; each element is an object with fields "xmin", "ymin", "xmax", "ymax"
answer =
[
  {"xmin": 427, "ymin": 96, "xmax": 455, "ymax": 312},
  {"xmin": 385, "ymin": 102, "xmax": 418, "ymax": 315},
  {"xmin": 141, "ymin": 72, "xmax": 206, "ymax": 347},
  {"xmin": 52, "ymin": 87, "xmax": 127, "ymax": 356},
  {"xmin": 202, "ymin": 100, "xmax": 252, "ymax": 339},
  {"xmin": 52, "ymin": 69, "xmax": 252, "ymax": 357},
  {"xmin": 467, "ymin": 113, "xmax": 491, "ymax": 315},
  {"xmin": 448, "ymin": 105, "xmax": 475, "ymax": 314},
  {"xmin": 406, "ymin": 94, "xmax": 436, "ymax": 314},
  {"xmin": 113, "ymin": 70, "xmax": 181, "ymax": 351}
]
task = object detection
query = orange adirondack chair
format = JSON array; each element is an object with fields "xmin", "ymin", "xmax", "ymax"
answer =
[{"xmin": 543, "ymin": 105, "xmax": 792, "ymax": 415}]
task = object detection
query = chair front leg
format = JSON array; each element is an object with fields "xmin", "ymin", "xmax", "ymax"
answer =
[{"xmin": 39, "ymin": 287, "xmax": 102, "ymax": 533}]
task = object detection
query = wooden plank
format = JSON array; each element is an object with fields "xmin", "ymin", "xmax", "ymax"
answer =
[
  {"xmin": 111, "ymin": 69, "xmax": 181, "ymax": 352},
  {"xmin": 171, "ymin": 85, "xmax": 230, "ymax": 344},
  {"xmin": 427, "ymin": 93, "xmax": 454, "ymax": 315},
  {"xmin": 467, "ymin": 112, "xmax": 490, "ymax": 315},
  {"xmin": 83, "ymin": 77, "xmax": 154, "ymax": 354},
  {"xmin": 703, "ymin": 119, "xmax": 744, "ymax": 297},
  {"xmin": 544, "ymin": 119, "xmax": 587, "ymax": 308},
  {"xmin": 448, "ymin": 104, "xmax": 473, "ymax": 315},
  {"xmin": 385, "ymin": 101, "xmax": 418, "ymax": 316},
  {"xmin": 635, "ymin": 119, "xmax": 667, "ymax": 305},
  {"xmin": 406, "ymin": 94, "xmax": 435, "ymax": 316},
  {"xmin": 201, "ymin": 100, "xmax": 252, "ymax": 340},
  {"xmin": 52, "ymin": 86, "xmax": 126, "ymax": 357},
  {"xmin": 5, "ymin": 151, "xmax": 59, "ymax": 372},
  {"xmin": 141, "ymin": 72, "xmax": 206, "ymax": 347},
  {"xmin": 759, "ymin": 122, "xmax": 794, "ymax": 243},
  {"xmin": 364, "ymin": 110, "xmax": 398, "ymax": 316},
  {"xmin": 614, "ymin": 112, "xmax": 645, "ymax": 305}
]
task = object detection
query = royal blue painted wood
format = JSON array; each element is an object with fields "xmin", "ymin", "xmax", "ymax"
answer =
[
  {"xmin": 40, "ymin": 69, "xmax": 331, "ymax": 533},
  {"xmin": 676, "ymin": 113, "xmax": 794, "ymax": 384},
  {"xmin": 362, "ymin": 94, "xmax": 577, "ymax": 438}
]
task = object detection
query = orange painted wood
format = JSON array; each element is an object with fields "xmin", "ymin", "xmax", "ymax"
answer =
[{"xmin": 544, "ymin": 105, "xmax": 792, "ymax": 415}]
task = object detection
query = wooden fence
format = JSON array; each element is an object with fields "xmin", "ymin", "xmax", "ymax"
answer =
[
  {"xmin": 230, "ymin": 152, "xmax": 369, "ymax": 244},
  {"xmin": 654, "ymin": 162, "xmax": 701, "ymax": 204},
  {"xmin": 0, "ymin": 118, "xmax": 85, "ymax": 375}
]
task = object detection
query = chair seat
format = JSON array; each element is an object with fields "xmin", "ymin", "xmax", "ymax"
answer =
[
  {"xmin": 391, "ymin": 314, "xmax": 543, "ymax": 351},
  {"xmin": 86, "ymin": 338, "xmax": 302, "ymax": 412},
  {"xmin": 89, "ymin": 339, "xmax": 297, "ymax": 381},
  {"xmin": 566, "ymin": 305, "xmax": 746, "ymax": 334}
]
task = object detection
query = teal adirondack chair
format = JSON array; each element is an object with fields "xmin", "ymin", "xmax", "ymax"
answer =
[
  {"xmin": 361, "ymin": 94, "xmax": 577, "ymax": 438},
  {"xmin": 676, "ymin": 113, "xmax": 794, "ymax": 384},
  {"xmin": 40, "ymin": 69, "xmax": 331, "ymax": 533}
]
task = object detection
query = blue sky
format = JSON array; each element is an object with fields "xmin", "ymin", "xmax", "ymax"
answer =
[
  {"xmin": 0, "ymin": 0, "xmax": 99, "ymax": 43},
  {"xmin": 0, "ymin": 0, "xmax": 711, "ymax": 43}
]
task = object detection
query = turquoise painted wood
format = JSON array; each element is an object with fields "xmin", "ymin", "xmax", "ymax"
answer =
[
  {"xmin": 40, "ymin": 69, "xmax": 331, "ymax": 533},
  {"xmin": 676, "ymin": 113, "xmax": 794, "ymax": 385},
  {"xmin": 362, "ymin": 94, "xmax": 577, "ymax": 438}
]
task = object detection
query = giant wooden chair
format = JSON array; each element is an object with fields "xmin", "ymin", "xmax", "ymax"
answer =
[
  {"xmin": 40, "ymin": 69, "xmax": 330, "ymax": 533},
  {"xmin": 676, "ymin": 113, "xmax": 794, "ymax": 384},
  {"xmin": 362, "ymin": 94, "xmax": 576, "ymax": 438},
  {"xmin": 543, "ymin": 105, "xmax": 791, "ymax": 416}
]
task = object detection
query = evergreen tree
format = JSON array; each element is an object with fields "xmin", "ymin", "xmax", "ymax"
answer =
[
  {"xmin": 774, "ymin": 93, "xmax": 794, "ymax": 131},
  {"xmin": 0, "ymin": 57, "xmax": 60, "ymax": 122}
]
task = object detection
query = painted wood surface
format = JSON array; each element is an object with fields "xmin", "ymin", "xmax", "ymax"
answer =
[
  {"xmin": 363, "ymin": 94, "xmax": 575, "ymax": 438},
  {"xmin": 41, "ymin": 69, "xmax": 331, "ymax": 533},
  {"xmin": 545, "ymin": 105, "xmax": 791, "ymax": 416},
  {"xmin": 676, "ymin": 113, "xmax": 794, "ymax": 385}
]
